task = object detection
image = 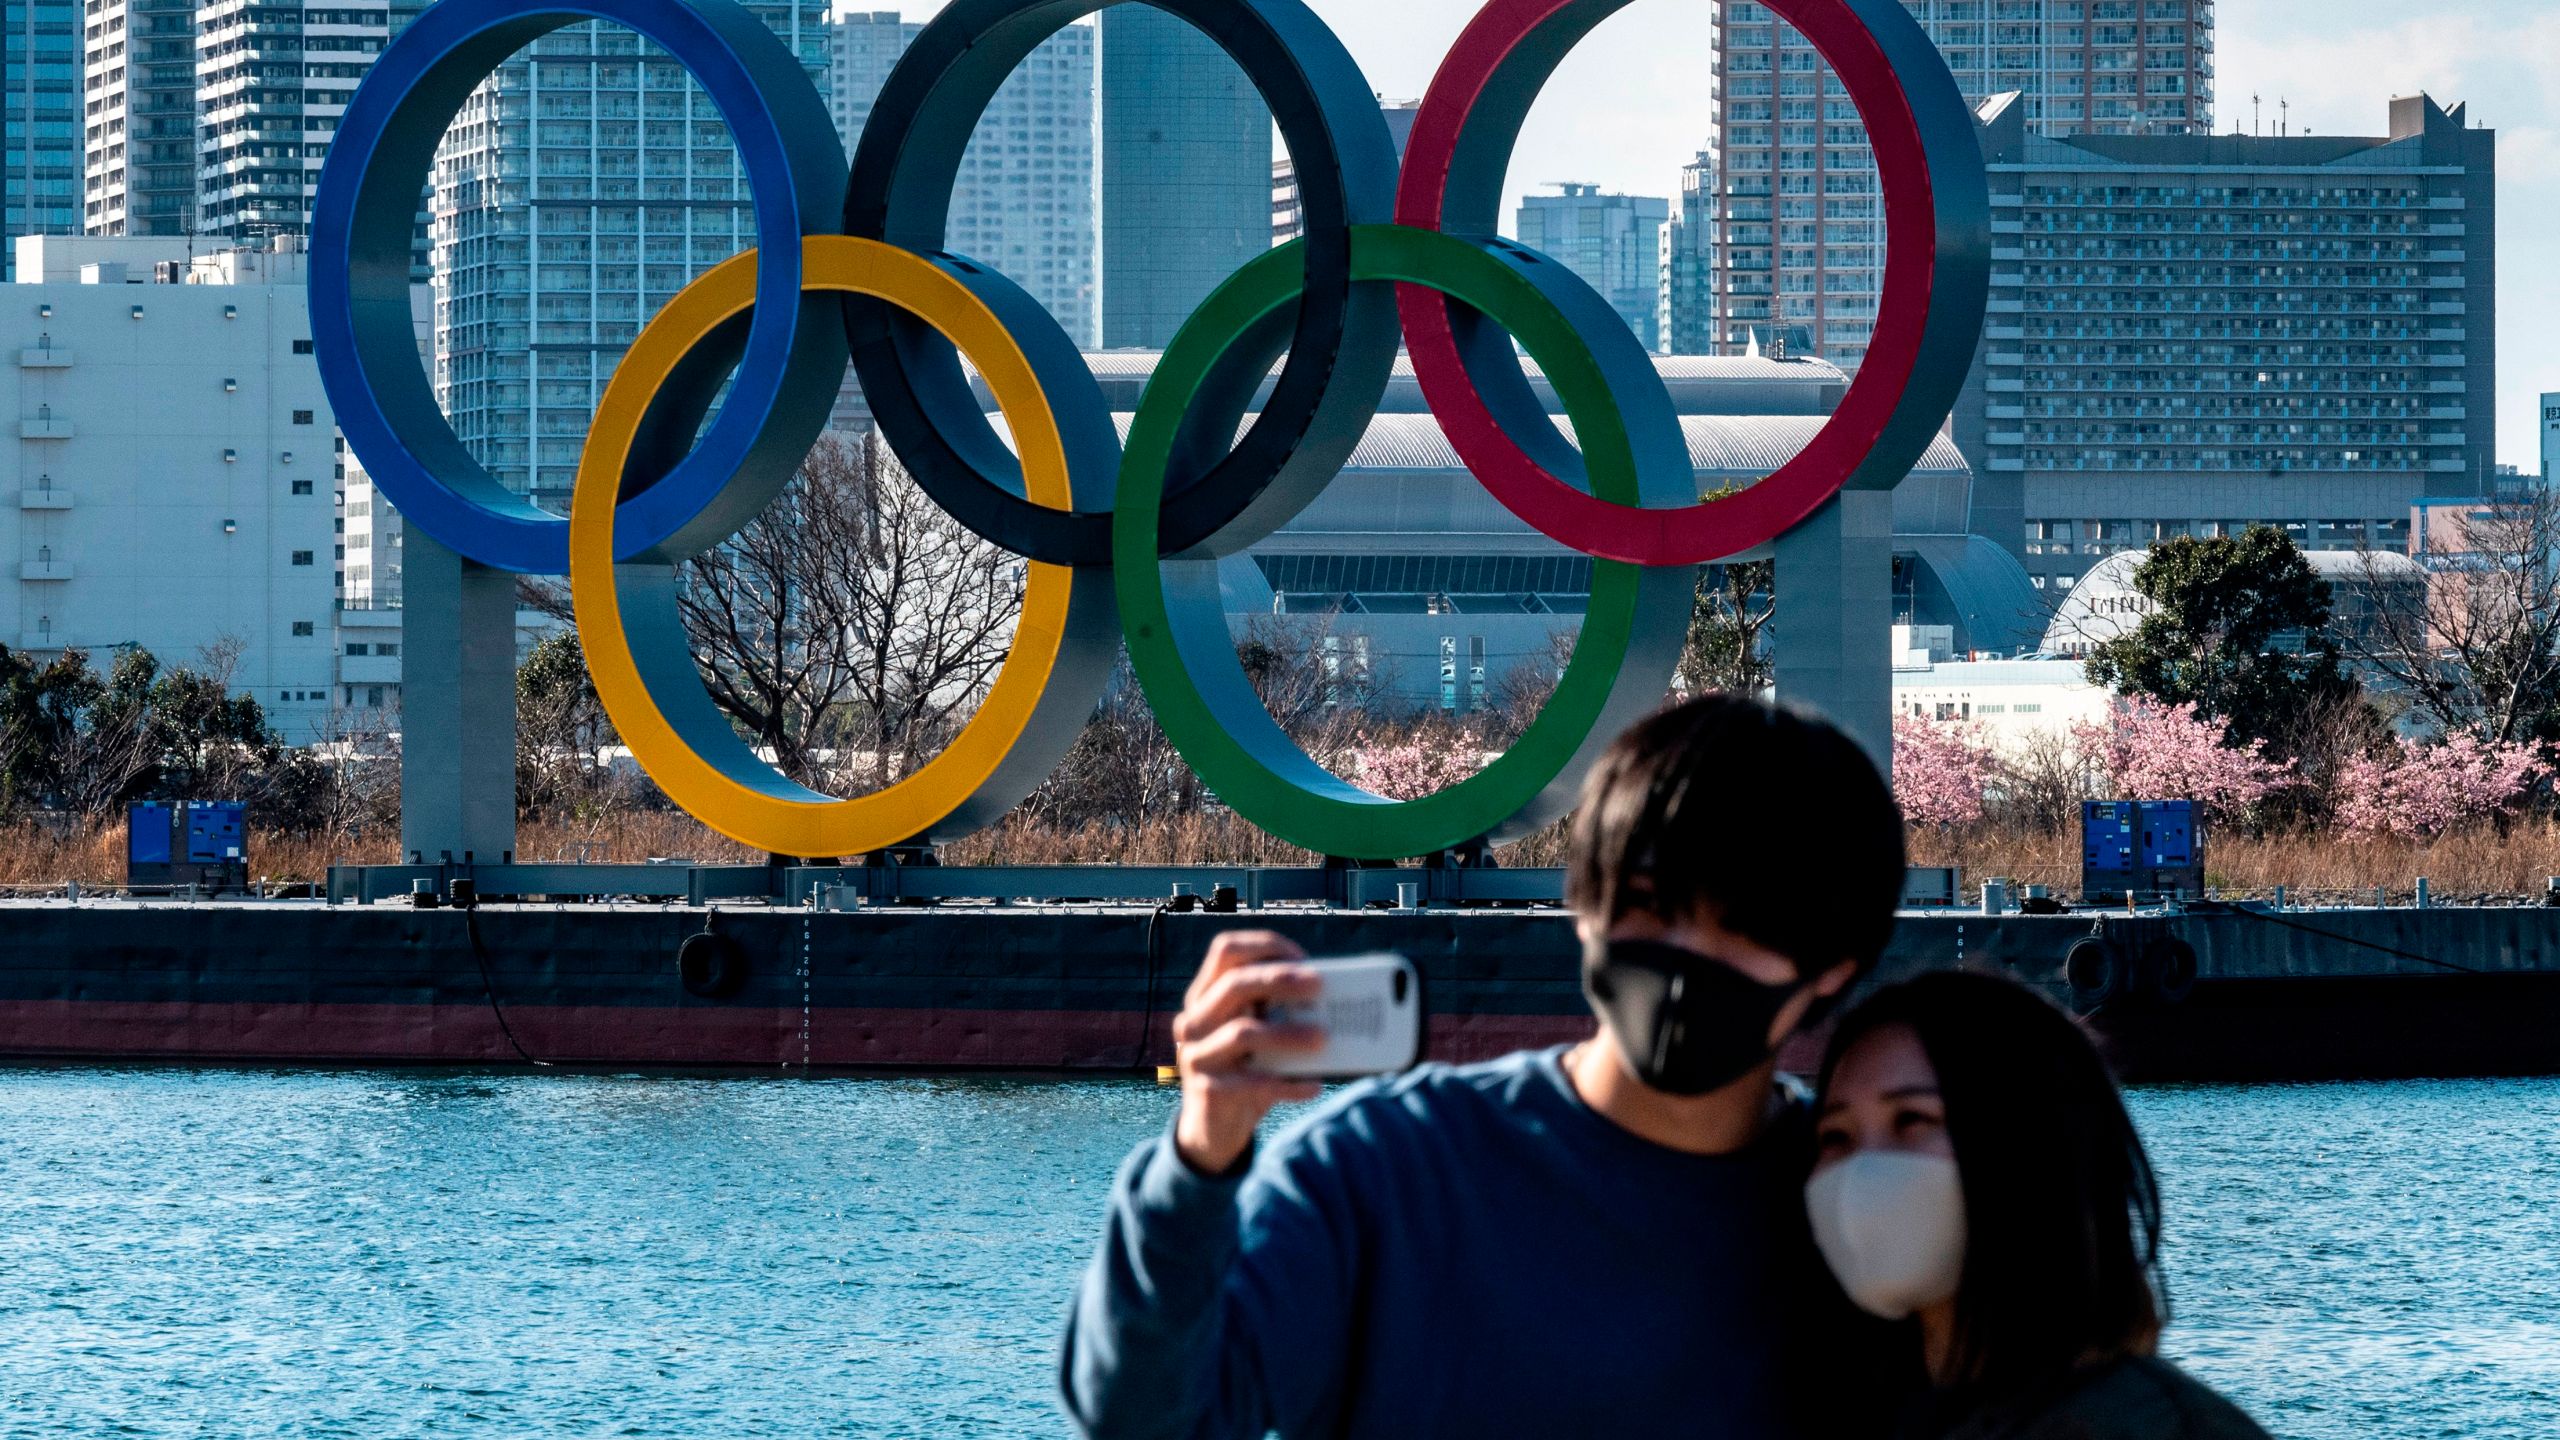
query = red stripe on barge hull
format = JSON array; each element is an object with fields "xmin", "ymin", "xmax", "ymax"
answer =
[{"xmin": 0, "ymin": 1000, "xmax": 1595, "ymax": 1071}]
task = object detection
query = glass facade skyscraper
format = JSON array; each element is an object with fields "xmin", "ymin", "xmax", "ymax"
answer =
[
  {"xmin": 2, "ymin": 0, "xmax": 80, "ymax": 277},
  {"xmin": 429, "ymin": 1, "xmax": 829, "ymax": 507},
  {"xmin": 1099, "ymin": 7, "xmax": 1267, "ymax": 351},
  {"xmin": 830, "ymin": 11, "xmax": 1097, "ymax": 350},
  {"xmin": 1515, "ymin": 183, "xmax": 1670, "ymax": 352}
]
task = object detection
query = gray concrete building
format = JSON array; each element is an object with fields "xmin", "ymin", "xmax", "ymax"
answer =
[
  {"xmin": 1099, "ymin": 7, "xmax": 1268, "ymax": 349},
  {"xmin": 1700, "ymin": 0, "xmax": 2217, "ymax": 371},
  {"xmin": 3, "ymin": 236, "xmax": 338, "ymax": 739},
  {"xmin": 985, "ymin": 353, "xmax": 2043, "ymax": 707},
  {"xmin": 1958, "ymin": 92, "xmax": 2497, "ymax": 594},
  {"xmin": 1515, "ymin": 183, "xmax": 1670, "ymax": 352}
]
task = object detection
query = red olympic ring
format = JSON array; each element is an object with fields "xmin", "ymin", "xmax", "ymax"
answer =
[{"xmin": 1396, "ymin": 0, "xmax": 1985, "ymax": 566}]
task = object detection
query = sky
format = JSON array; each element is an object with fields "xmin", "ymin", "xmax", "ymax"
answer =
[{"xmin": 882, "ymin": 0, "xmax": 2555, "ymax": 472}]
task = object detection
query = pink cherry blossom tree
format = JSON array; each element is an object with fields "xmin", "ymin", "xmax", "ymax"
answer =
[
  {"xmin": 1349, "ymin": 730, "xmax": 1487, "ymax": 801},
  {"xmin": 1893, "ymin": 716, "xmax": 2002, "ymax": 826},
  {"xmin": 2070, "ymin": 696, "xmax": 2293, "ymax": 824},
  {"xmin": 2336, "ymin": 733, "xmax": 2551, "ymax": 840}
]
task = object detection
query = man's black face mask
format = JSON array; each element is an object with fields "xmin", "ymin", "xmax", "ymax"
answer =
[{"xmin": 1583, "ymin": 938, "xmax": 1830, "ymax": 1096}]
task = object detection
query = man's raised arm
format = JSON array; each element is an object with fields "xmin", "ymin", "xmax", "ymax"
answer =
[{"xmin": 1060, "ymin": 932, "xmax": 1355, "ymax": 1440}]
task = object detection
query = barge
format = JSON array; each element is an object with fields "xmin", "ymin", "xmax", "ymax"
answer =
[{"xmin": 4, "ymin": 896, "xmax": 2558, "ymax": 1082}]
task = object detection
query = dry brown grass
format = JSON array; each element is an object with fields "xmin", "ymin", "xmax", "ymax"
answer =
[
  {"xmin": 1909, "ymin": 817, "xmax": 2560, "ymax": 906},
  {"xmin": 0, "ymin": 806, "xmax": 1577, "ymax": 890},
  {"xmin": 11, "ymin": 809, "xmax": 2550, "ymax": 902}
]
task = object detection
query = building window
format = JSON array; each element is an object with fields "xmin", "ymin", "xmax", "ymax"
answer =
[
  {"xmin": 291, "ymin": 551, "xmax": 314, "ymax": 566},
  {"xmin": 292, "ymin": 621, "xmax": 315, "ymax": 637},
  {"xmin": 346, "ymin": 643, "xmax": 369, "ymax": 657},
  {"xmin": 291, "ymin": 480, "xmax": 314, "ymax": 496},
  {"xmin": 292, "ymin": 339, "xmax": 313, "ymax": 354},
  {"xmin": 291, "ymin": 410, "xmax": 314, "ymax": 425},
  {"xmin": 368, "ymin": 687, "xmax": 385, "ymax": 707}
]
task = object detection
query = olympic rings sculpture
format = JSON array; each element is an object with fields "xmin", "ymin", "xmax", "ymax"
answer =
[{"xmin": 310, "ymin": 0, "xmax": 1986, "ymax": 861}]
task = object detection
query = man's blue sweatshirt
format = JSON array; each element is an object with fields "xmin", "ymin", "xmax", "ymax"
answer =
[{"xmin": 1061, "ymin": 1046, "xmax": 1907, "ymax": 1439}]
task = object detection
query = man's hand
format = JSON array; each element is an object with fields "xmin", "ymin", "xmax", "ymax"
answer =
[{"xmin": 1169, "ymin": 931, "xmax": 1326, "ymax": 1175}]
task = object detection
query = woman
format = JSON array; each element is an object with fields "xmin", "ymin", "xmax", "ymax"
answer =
[{"xmin": 1806, "ymin": 972, "xmax": 2270, "ymax": 1440}]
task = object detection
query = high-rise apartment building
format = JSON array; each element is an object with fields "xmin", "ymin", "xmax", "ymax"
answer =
[
  {"xmin": 2, "ymin": 0, "xmax": 81, "ymax": 277},
  {"xmin": 430, "ymin": 2, "xmax": 828, "ymax": 507},
  {"xmin": 82, "ymin": 0, "xmax": 195, "ymax": 236},
  {"xmin": 830, "ymin": 12, "xmax": 1097, "ymax": 348},
  {"xmin": 1516, "ymin": 183, "xmax": 1670, "ymax": 351},
  {"xmin": 1958, "ymin": 93, "xmax": 2496, "ymax": 590},
  {"xmin": 1699, "ymin": 0, "xmax": 2217, "ymax": 370},
  {"xmin": 1100, "ymin": 7, "xmax": 1268, "ymax": 350},
  {"xmin": 195, "ymin": 0, "xmax": 407, "ymax": 244}
]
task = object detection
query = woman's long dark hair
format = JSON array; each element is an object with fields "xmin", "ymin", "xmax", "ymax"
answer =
[{"xmin": 1819, "ymin": 972, "xmax": 2165, "ymax": 1396}]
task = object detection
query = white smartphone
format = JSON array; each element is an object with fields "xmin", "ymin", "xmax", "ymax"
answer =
[{"xmin": 1252, "ymin": 953, "xmax": 1425, "ymax": 1080}]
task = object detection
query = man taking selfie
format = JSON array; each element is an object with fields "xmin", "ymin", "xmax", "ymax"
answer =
[{"xmin": 1061, "ymin": 696, "xmax": 1913, "ymax": 1438}]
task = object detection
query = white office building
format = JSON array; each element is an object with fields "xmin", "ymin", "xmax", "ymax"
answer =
[
  {"xmin": 1893, "ymin": 654, "xmax": 2112, "ymax": 752},
  {"xmin": 2, "ymin": 235, "xmax": 338, "ymax": 741}
]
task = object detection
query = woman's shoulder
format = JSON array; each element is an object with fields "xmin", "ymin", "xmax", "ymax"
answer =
[
  {"xmin": 2033, "ymin": 1355, "xmax": 2276, "ymax": 1440},
  {"xmin": 1928, "ymin": 1355, "xmax": 2274, "ymax": 1440},
  {"xmin": 2112, "ymin": 1356, "xmax": 2275, "ymax": 1440}
]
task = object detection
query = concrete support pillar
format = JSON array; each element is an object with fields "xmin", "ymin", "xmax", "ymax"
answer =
[
  {"xmin": 400, "ymin": 531, "xmax": 519, "ymax": 865},
  {"xmin": 1772, "ymin": 489, "xmax": 1896, "ymax": 776}
]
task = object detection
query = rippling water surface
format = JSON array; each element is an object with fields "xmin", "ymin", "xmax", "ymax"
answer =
[{"xmin": 0, "ymin": 1069, "xmax": 2551, "ymax": 1438}]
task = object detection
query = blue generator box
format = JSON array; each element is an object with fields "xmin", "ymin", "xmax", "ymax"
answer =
[
  {"xmin": 2082, "ymin": 799, "xmax": 2204, "ymax": 905},
  {"xmin": 126, "ymin": 801, "xmax": 249, "ymax": 891}
]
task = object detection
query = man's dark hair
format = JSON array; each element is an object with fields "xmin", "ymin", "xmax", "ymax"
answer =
[
  {"xmin": 1819, "ymin": 972, "xmax": 2165, "ymax": 1396},
  {"xmin": 1566, "ymin": 694, "xmax": 1904, "ymax": 975}
]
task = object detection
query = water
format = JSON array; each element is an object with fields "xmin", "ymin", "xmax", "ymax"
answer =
[{"xmin": 0, "ymin": 1070, "xmax": 2551, "ymax": 1439}]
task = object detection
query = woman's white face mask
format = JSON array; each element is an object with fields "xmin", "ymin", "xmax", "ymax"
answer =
[{"xmin": 1804, "ymin": 1150, "xmax": 1968, "ymax": 1320}]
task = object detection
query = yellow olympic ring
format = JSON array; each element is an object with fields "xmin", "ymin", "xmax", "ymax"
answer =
[{"xmin": 569, "ymin": 236, "xmax": 1114, "ymax": 857}]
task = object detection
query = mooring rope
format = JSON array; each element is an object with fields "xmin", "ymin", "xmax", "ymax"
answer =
[{"xmin": 463, "ymin": 907, "xmax": 553, "ymax": 1067}]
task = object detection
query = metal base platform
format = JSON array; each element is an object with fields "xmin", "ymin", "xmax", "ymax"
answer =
[{"xmin": 325, "ymin": 859, "xmax": 1570, "ymax": 910}]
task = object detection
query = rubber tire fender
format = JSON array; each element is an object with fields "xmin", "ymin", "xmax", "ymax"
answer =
[
  {"xmin": 2146, "ymin": 938, "xmax": 2200, "ymax": 1006},
  {"xmin": 678, "ymin": 931, "xmax": 748, "ymax": 1001},
  {"xmin": 2064, "ymin": 938, "xmax": 2122, "ymax": 1015}
]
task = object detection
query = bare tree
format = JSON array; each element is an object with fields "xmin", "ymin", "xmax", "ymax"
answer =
[
  {"xmin": 1986, "ymin": 728, "xmax": 2095, "ymax": 835},
  {"xmin": 1484, "ymin": 628, "xmax": 1577, "ymax": 746},
  {"xmin": 2351, "ymin": 493, "xmax": 2560, "ymax": 744},
  {"xmin": 556, "ymin": 432, "xmax": 1030, "ymax": 793}
]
